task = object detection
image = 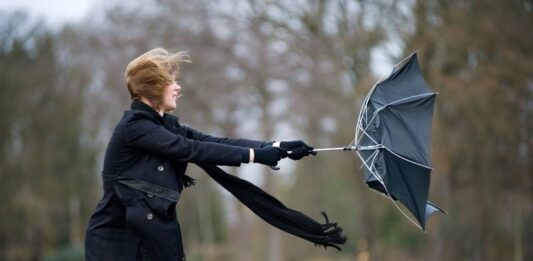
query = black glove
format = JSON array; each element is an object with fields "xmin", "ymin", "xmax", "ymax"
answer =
[
  {"xmin": 279, "ymin": 140, "xmax": 317, "ymax": 160},
  {"xmin": 254, "ymin": 147, "xmax": 288, "ymax": 166}
]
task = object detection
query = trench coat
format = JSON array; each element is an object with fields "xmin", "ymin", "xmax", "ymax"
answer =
[{"xmin": 85, "ymin": 101, "xmax": 270, "ymax": 260}]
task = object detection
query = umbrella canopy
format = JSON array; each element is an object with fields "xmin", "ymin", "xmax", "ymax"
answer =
[{"xmin": 355, "ymin": 52, "xmax": 444, "ymax": 230}]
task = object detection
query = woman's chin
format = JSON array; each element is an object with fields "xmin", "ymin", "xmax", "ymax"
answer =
[{"xmin": 166, "ymin": 104, "xmax": 177, "ymax": 112}]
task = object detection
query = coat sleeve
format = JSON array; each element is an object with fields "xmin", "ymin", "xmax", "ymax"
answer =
[
  {"xmin": 181, "ymin": 125, "xmax": 272, "ymax": 148},
  {"xmin": 124, "ymin": 116, "xmax": 249, "ymax": 166}
]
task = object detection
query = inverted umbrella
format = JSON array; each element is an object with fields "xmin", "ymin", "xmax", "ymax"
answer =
[{"xmin": 310, "ymin": 52, "xmax": 444, "ymax": 230}]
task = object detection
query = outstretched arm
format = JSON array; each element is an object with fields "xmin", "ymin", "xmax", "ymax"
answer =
[
  {"xmin": 125, "ymin": 116, "xmax": 286, "ymax": 166},
  {"xmin": 126, "ymin": 117, "xmax": 249, "ymax": 166},
  {"xmin": 181, "ymin": 125, "xmax": 272, "ymax": 148}
]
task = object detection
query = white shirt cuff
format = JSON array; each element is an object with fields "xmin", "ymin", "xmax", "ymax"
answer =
[{"xmin": 249, "ymin": 148, "xmax": 255, "ymax": 163}]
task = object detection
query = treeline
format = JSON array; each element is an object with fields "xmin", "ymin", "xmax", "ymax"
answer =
[{"xmin": 0, "ymin": 0, "xmax": 531, "ymax": 260}]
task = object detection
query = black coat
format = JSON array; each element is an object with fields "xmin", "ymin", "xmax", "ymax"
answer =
[{"xmin": 85, "ymin": 101, "xmax": 269, "ymax": 260}]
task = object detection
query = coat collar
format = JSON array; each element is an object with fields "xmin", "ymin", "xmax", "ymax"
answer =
[
  {"xmin": 130, "ymin": 100, "xmax": 181, "ymax": 127},
  {"xmin": 131, "ymin": 100, "xmax": 161, "ymax": 118}
]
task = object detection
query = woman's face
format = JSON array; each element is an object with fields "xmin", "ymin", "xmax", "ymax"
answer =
[{"xmin": 161, "ymin": 81, "xmax": 181, "ymax": 112}]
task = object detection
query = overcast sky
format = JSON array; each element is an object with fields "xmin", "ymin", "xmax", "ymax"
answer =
[{"xmin": 0, "ymin": 0, "xmax": 97, "ymax": 26}]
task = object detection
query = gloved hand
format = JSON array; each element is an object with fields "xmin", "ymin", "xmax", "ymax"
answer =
[
  {"xmin": 279, "ymin": 140, "xmax": 317, "ymax": 160},
  {"xmin": 254, "ymin": 147, "xmax": 288, "ymax": 166}
]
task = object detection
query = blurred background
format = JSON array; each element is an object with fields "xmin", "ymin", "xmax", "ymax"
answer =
[{"xmin": 0, "ymin": 0, "xmax": 531, "ymax": 260}]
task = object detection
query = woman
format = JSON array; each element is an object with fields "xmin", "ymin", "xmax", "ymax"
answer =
[{"xmin": 85, "ymin": 48, "xmax": 315, "ymax": 260}]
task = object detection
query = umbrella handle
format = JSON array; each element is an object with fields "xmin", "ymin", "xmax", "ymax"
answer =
[{"xmin": 269, "ymin": 145, "xmax": 365, "ymax": 171}]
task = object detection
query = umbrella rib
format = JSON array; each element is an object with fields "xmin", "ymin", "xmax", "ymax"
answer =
[
  {"xmin": 355, "ymin": 49, "xmax": 419, "ymax": 143},
  {"xmin": 357, "ymin": 93, "xmax": 435, "ymax": 146},
  {"xmin": 384, "ymin": 188, "xmax": 424, "ymax": 231},
  {"xmin": 356, "ymin": 113, "xmax": 380, "ymax": 145},
  {"xmin": 352, "ymin": 51, "xmax": 433, "ymax": 231},
  {"xmin": 355, "ymin": 94, "xmax": 435, "ymax": 170},
  {"xmin": 356, "ymin": 93, "xmax": 435, "ymax": 144},
  {"xmin": 369, "ymin": 152, "xmax": 386, "ymax": 185},
  {"xmin": 382, "ymin": 146, "xmax": 433, "ymax": 170},
  {"xmin": 394, "ymin": 165, "xmax": 426, "ymax": 230},
  {"xmin": 355, "ymin": 68, "xmax": 389, "ymax": 142},
  {"xmin": 356, "ymin": 150, "xmax": 385, "ymax": 187},
  {"xmin": 356, "ymin": 124, "xmax": 432, "ymax": 170},
  {"xmin": 373, "ymin": 93, "xmax": 436, "ymax": 115},
  {"xmin": 359, "ymin": 149, "xmax": 379, "ymax": 170},
  {"xmin": 357, "ymin": 125, "xmax": 380, "ymax": 146},
  {"xmin": 355, "ymin": 150, "xmax": 424, "ymax": 230},
  {"xmin": 368, "ymin": 151, "xmax": 383, "ymax": 184}
]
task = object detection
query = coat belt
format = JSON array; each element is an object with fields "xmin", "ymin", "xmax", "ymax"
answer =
[{"xmin": 102, "ymin": 173, "xmax": 181, "ymax": 202}]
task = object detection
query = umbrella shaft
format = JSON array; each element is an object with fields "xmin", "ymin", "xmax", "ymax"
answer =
[
  {"xmin": 312, "ymin": 147, "xmax": 349, "ymax": 152},
  {"xmin": 312, "ymin": 145, "xmax": 382, "ymax": 152}
]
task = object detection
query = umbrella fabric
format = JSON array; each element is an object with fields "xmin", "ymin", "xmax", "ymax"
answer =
[{"xmin": 356, "ymin": 53, "xmax": 444, "ymax": 230}]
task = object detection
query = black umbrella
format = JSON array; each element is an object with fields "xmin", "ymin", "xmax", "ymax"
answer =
[{"xmin": 311, "ymin": 52, "xmax": 444, "ymax": 230}]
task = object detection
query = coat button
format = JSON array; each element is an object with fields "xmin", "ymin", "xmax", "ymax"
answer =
[
  {"xmin": 147, "ymin": 213, "xmax": 153, "ymax": 220},
  {"xmin": 157, "ymin": 165, "xmax": 165, "ymax": 172}
]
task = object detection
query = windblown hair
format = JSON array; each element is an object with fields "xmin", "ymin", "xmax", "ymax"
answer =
[{"xmin": 125, "ymin": 48, "xmax": 189, "ymax": 106}]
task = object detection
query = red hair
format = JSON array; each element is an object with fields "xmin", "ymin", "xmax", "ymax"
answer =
[{"xmin": 125, "ymin": 48, "xmax": 189, "ymax": 106}]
